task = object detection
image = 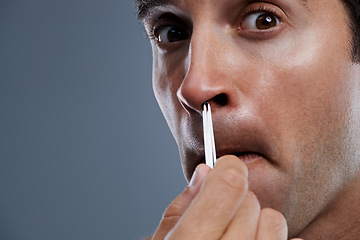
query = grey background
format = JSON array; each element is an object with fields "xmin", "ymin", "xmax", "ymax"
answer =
[{"xmin": 1, "ymin": 1, "xmax": 186, "ymax": 239}]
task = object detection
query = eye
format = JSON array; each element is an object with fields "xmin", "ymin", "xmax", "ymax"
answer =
[
  {"xmin": 154, "ymin": 25, "xmax": 190, "ymax": 43},
  {"xmin": 242, "ymin": 12, "xmax": 279, "ymax": 30}
]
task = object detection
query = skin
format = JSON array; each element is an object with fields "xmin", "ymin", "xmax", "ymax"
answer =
[{"xmin": 141, "ymin": 0, "xmax": 360, "ymax": 238}]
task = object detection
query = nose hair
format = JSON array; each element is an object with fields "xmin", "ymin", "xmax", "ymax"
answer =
[{"xmin": 177, "ymin": 30, "xmax": 235, "ymax": 114}]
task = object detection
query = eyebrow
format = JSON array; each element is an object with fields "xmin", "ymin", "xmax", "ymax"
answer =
[
  {"xmin": 136, "ymin": 0, "xmax": 309, "ymax": 21},
  {"xmin": 136, "ymin": 0, "xmax": 174, "ymax": 21}
]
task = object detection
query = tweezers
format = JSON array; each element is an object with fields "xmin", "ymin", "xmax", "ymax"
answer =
[{"xmin": 202, "ymin": 102, "xmax": 217, "ymax": 169}]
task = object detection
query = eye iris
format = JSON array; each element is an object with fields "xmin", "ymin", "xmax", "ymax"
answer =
[
  {"xmin": 256, "ymin": 14, "xmax": 277, "ymax": 29},
  {"xmin": 157, "ymin": 26, "xmax": 188, "ymax": 43},
  {"xmin": 168, "ymin": 27, "xmax": 183, "ymax": 42}
]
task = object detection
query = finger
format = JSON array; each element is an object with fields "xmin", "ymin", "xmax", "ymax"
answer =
[
  {"xmin": 222, "ymin": 191, "xmax": 261, "ymax": 240},
  {"xmin": 168, "ymin": 155, "xmax": 249, "ymax": 239},
  {"xmin": 256, "ymin": 208, "xmax": 288, "ymax": 240},
  {"xmin": 152, "ymin": 164, "xmax": 210, "ymax": 240}
]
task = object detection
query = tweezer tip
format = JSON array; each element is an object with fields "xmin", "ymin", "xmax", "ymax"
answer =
[{"xmin": 202, "ymin": 101, "xmax": 210, "ymax": 112}]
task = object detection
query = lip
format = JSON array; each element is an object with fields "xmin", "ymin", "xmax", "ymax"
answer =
[
  {"xmin": 193, "ymin": 124, "xmax": 277, "ymax": 173},
  {"xmin": 211, "ymin": 124, "xmax": 276, "ymax": 166},
  {"xmin": 182, "ymin": 109, "xmax": 278, "ymax": 182},
  {"xmin": 216, "ymin": 152, "xmax": 265, "ymax": 163}
]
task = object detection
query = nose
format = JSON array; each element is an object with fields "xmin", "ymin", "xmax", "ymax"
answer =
[{"xmin": 177, "ymin": 27, "xmax": 236, "ymax": 114}]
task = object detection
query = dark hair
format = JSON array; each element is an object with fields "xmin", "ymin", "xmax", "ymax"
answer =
[
  {"xmin": 342, "ymin": 0, "xmax": 360, "ymax": 62},
  {"xmin": 136, "ymin": 0, "xmax": 360, "ymax": 62}
]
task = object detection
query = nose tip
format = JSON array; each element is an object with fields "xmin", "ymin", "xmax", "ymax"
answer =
[
  {"xmin": 177, "ymin": 67, "xmax": 233, "ymax": 113},
  {"xmin": 177, "ymin": 79, "xmax": 228, "ymax": 113}
]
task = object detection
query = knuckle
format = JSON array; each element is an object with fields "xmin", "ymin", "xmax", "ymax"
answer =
[
  {"xmin": 162, "ymin": 186, "xmax": 194, "ymax": 218},
  {"xmin": 163, "ymin": 200, "xmax": 184, "ymax": 218}
]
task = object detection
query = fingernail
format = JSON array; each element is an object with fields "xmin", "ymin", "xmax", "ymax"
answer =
[{"xmin": 189, "ymin": 165, "xmax": 200, "ymax": 187}]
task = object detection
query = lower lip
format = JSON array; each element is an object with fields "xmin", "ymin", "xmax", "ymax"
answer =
[{"xmin": 233, "ymin": 152, "xmax": 263, "ymax": 163}]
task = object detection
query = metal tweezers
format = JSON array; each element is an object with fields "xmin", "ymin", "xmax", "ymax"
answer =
[{"xmin": 202, "ymin": 102, "xmax": 217, "ymax": 169}]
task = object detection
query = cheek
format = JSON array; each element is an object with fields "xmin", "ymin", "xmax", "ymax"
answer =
[
  {"xmin": 255, "ymin": 15, "xmax": 353, "ymax": 156},
  {"xmin": 152, "ymin": 48, "xmax": 187, "ymax": 141},
  {"xmin": 254, "ymin": 16, "xmax": 359, "ymax": 231},
  {"xmin": 247, "ymin": 8, "xmax": 355, "ymax": 199}
]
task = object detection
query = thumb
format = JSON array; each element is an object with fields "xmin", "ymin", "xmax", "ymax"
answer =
[{"xmin": 152, "ymin": 164, "xmax": 210, "ymax": 240}]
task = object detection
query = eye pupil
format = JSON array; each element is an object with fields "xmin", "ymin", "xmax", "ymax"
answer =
[
  {"xmin": 256, "ymin": 14, "xmax": 277, "ymax": 29},
  {"xmin": 168, "ymin": 27, "xmax": 184, "ymax": 42}
]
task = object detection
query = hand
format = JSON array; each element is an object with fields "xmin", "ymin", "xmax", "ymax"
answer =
[{"xmin": 151, "ymin": 155, "xmax": 303, "ymax": 240}]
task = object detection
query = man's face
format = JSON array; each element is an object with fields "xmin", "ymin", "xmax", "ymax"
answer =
[{"xmin": 143, "ymin": 0, "xmax": 360, "ymax": 236}]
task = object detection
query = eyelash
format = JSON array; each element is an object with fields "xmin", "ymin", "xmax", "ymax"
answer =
[
  {"xmin": 148, "ymin": 16, "xmax": 188, "ymax": 41},
  {"xmin": 243, "ymin": 5, "xmax": 282, "ymax": 23},
  {"xmin": 148, "ymin": 30, "xmax": 156, "ymax": 41},
  {"xmin": 148, "ymin": 22, "xmax": 160, "ymax": 40}
]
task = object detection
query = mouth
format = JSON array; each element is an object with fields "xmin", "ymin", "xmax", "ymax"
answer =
[
  {"xmin": 216, "ymin": 152, "xmax": 264, "ymax": 163},
  {"xmin": 194, "ymin": 136, "xmax": 276, "ymax": 175},
  {"xmin": 182, "ymin": 112, "xmax": 277, "ymax": 182},
  {"xmin": 185, "ymin": 149, "xmax": 270, "ymax": 182},
  {"xmin": 183, "ymin": 132, "xmax": 276, "ymax": 181}
]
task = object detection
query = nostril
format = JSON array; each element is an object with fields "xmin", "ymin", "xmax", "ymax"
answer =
[{"xmin": 213, "ymin": 93, "xmax": 228, "ymax": 106}]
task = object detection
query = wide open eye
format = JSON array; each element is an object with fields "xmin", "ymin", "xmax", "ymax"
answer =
[
  {"xmin": 242, "ymin": 12, "xmax": 279, "ymax": 30},
  {"xmin": 154, "ymin": 25, "xmax": 190, "ymax": 43}
]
